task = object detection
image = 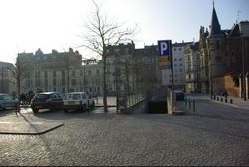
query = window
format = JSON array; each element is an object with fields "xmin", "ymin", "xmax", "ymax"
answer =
[
  {"xmin": 72, "ymin": 71, "xmax": 75, "ymax": 77},
  {"xmin": 53, "ymin": 79, "xmax": 56, "ymax": 86},
  {"xmin": 96, "ymin": 69, "xmax": 100, "ymax": 75},
  {"xmin": 45, "ymin": 79, "xmax": 48, "ymax": 86},
  {"xmin": 216, "ymin": 40, "xmax": 220, "ymax": 50},
  {"xmin": 53, "ymin": 71, "xmax": 56, "ymax": 78},
  {"xmin": 45, "ymin": 71, "xmax": 48, "ymax": 78},
  {"xmin": 51, "ymin": 93, "xmax": 58, "ymax": 99},
  {"xmin": 88, "ymin": 70, "xmax": 91, "ymax": 76},
  {"xmin": 72, "ymin": 79, "xmax": 76, "ymax": 86}
]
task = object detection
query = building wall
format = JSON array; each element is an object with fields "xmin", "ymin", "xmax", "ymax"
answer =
[
  {"xmin": 18, "ymin": 48, "xmax": 83, "ymax": 94},
  {"xmin": 0, "ymin": 62, "xmax": 15, "ymax": 95},
  {"xmin": 212, "ymin": 73, "xmax": 240, "ymax": 97},
  {"xmin": 184, "ymin": 42, "xmax": 201, "ymax": 93}
]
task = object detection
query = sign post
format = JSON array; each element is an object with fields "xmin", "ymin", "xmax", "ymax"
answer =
[
  {"xmin": 158, "ymin": 40, "xmax": 175, "ymax": 114},
  {"xmin": 158, "ymin": 40, "xmax": 174, "ymax": 90}
]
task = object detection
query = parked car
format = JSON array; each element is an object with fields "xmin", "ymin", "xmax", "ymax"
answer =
[
  {"xmin": 174, "ymin": 90, "xmax": 185, "ymax": 101},
  {"xmin": 0, "ymin": 94, "xmax": 18, "ymax": 110},
  {"xmin": 63, "ymin": 92, "xmax": 95, "ymax": 112},
  {"xmin": 30, "ymin": 92, "xmax": 64, "ymax": 113}
]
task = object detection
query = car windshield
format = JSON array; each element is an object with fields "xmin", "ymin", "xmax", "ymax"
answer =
[
  {"xmin": 34, "ymin": 94, "xmax": 49, "ymax": 101},
  {"xmin": 0, "ymin": 95, "xmax": 14, "ymax": 100}
]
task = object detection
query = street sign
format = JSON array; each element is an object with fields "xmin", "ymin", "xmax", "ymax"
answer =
[
  {"xmin": 158, "ymin": 40, "xmax": 172, "ymax": 69},
  {"xmin": 158, "ymin": 40, "xmax": 171, "ymax": 56}
]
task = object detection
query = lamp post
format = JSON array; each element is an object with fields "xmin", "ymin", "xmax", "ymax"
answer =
[
  {"xmin": 1, "ymin": 65, "xmax": 3, "ymax": 93},
  {"xmin": 242, "ymin": 34, "xmax": 247, "ymax": 101}
]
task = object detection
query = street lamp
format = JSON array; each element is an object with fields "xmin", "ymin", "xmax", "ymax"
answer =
[
  {"xmin": 241, "ymin": 33, "xmax": 247, "ymax": 101},
  {"xmin": 1, "ymin": 65, "xmax": 3, "ymax": 92}
]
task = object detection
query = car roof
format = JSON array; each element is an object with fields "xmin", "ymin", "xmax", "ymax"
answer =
[
  {"xmin": 0, "ymin": 93, "xmax": 11, "ymax": 96},
  {"xmin": 66, "ymin": 92, "xmax": 87, "ymax": 94},
  {"xmin": 174, "ymin": 90, "xmax": 184, "ymax": 92},
  {"xmin": 37, "ymin": 92, "xmax": 61, "ymax": 94}
]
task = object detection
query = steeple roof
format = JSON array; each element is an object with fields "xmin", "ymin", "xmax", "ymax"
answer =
[
  {"xmin": 210, "ymin": 5, "xmax": 221, "ymax": 36},
  {"xmin": 229, "ymin": 24, "xmax": 241, "ymax": 37}
]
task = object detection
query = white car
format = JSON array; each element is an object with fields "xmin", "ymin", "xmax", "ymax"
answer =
[{"xmin": 63, "ymin": 92, "xmax": 95, "ymax": 112}]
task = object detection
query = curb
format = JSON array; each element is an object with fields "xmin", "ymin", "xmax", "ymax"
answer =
[{"xmin": 0, "ymin": 122, "xmax": 64, "ymax": 135}]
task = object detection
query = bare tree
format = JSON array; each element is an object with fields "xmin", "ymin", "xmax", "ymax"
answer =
[
  {"xmin": 10, "ymin": 56, "xmax": 30, "ymax": 111},
  {"xmin": 78, "ymin": 0, "xmax": 138, "ymax": 112}
]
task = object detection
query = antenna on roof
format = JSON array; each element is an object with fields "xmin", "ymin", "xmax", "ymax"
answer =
[{"xmin": 237, "ymin": 10, "xmax": 241, "ymax": 24}]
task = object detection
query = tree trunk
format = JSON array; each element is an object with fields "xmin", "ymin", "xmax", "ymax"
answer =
[
  {"xmin": 103, "ymin": 55, "xmax": 108, "ymax": 112},
  {"xmin": 17, "ymin": 74, "xmax": 21, "ymax": 112}
]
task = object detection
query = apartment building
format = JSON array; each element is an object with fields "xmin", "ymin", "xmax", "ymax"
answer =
[
  {"xmin": 17, "ymin": 48, "xmax": 83, "ymax": 94},
  {"xmin": 184, "ymin": 42, "xmax": 201, "ymax": 93},
  {"xmin": 0, "ymin": 61, "xmax": 15, "ymax": 95},
  {"xmin": 162, "ymin": 42, "xmax": 191, "ymax": 90}
]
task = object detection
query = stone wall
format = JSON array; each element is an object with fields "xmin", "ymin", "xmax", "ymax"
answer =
[{"xmin": 212, "ymin": 74, "xmax": 240, "ymax": 97}]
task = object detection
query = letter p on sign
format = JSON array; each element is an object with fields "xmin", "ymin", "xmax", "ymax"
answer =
[{"xmin": 158, "ymin": 40, "xmax": 171, "ymax": 56}]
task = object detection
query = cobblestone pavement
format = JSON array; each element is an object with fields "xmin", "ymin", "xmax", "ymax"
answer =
[{"xmin": 0, "ymin": 96, "xmax": 249, "ymax": 166}]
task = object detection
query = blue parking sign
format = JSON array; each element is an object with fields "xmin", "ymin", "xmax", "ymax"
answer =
[{"xmin": 158, "ymin": 40, "xmax": 172, "ymax": 56}]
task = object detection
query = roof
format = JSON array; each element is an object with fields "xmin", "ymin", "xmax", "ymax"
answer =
[
  {"xmin": 229, "ymin": 24, "xmax": 241, "ymax": 37},
  {"xmin": 210, "ymin": 6, "xmax": 221, "ymax": 36}
]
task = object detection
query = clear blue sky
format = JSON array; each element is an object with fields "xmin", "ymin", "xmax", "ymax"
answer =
[{"xmin": 0, "ymin": 0, "xmax": 248, "ymax": 63}]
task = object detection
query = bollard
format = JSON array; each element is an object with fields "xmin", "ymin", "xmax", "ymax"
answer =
[
  {"xmin": 188, "ymin": 98, "xmax": 191, "ymax": 109},
  {"xmin": 211, "ymin": 96, "xmax": 213, "ymax": 100},
  {"xmin": 193, "ymin": 99, "xmax": 196, "ymax": 112},
  {"xmin": 217, "ymin": 97, "xmax": 219, "ymax": 101},
  {"xmin": 225, "ymin": 98, "xmax": 227, "ymax": 103},
  {"xmin": 221, "ymin": 97, "xmax": 223, "ymax": 102},
  {"xmin": 230, "ymin": 99, "xmax": 233, "ymax": 104}
]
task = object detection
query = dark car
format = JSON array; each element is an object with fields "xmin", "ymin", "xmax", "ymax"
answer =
[
  {"xmin": 174, "ymin": 90, "xmax": 185, "ymax": 101},
  {"xmin": 30, "ymin": 92, "xmax": 64, "ymax": 113}
]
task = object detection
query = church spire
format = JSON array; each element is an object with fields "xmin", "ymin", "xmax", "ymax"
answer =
[{"xmin": 210, "ymin": 1, "xmax": 221, "ymax": 36}]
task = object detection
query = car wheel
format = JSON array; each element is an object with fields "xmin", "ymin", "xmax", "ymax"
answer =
[
  {"xmin": 32, "ymin": 108, "xmax": 39, "ymax": 113},
  {"xmin": 83, "ymin": 104, "xmax": 86, "ymax": 112},
  {"xmin": 91, "ymin": 101, "xmax": 95, "ymax": 109},
  {"xmin": 64, "ymin": 108, "xmax": 68, "ymax": 113}
]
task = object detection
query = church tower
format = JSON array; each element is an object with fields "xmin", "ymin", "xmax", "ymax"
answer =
[{"xmin": 207, "ymin": 2, "xmax": 226, "ymax": 93}]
